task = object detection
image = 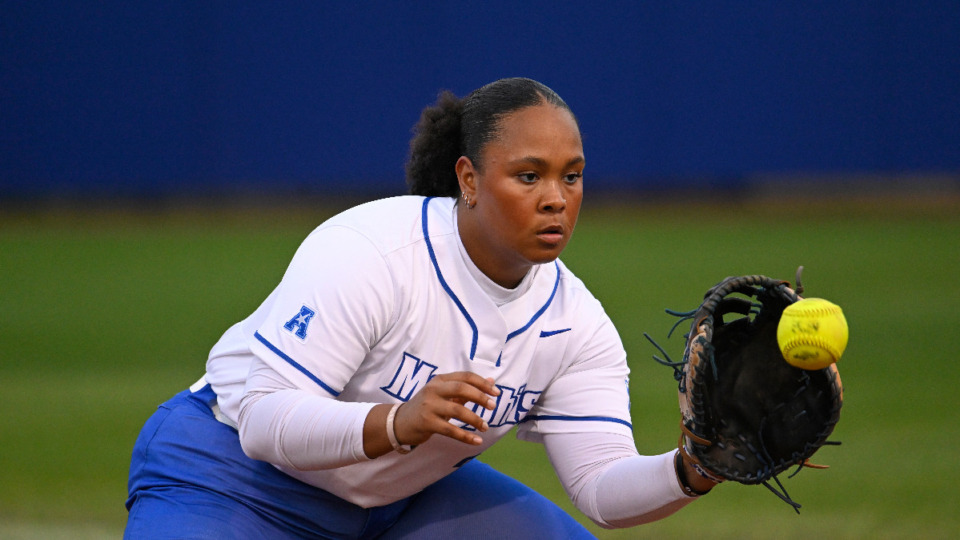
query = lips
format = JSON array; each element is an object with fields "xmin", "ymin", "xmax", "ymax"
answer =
[{"xmin": 537, "ymin": 224, "xmax": 565, "ymax": 245}]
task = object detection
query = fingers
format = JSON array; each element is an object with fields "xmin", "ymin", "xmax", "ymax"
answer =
[
  {"xmin": 393, "ymin": 372, "xmax": 501, "ymax": 448},
  {"xmin": 434, "ymin": 372, "xmax": 500, "ymax": 409},
  {"xmin": 415, "ymin": 373, "xmax": 499, "ymax": 439}
]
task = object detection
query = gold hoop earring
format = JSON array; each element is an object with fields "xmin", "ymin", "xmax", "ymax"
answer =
[{"xmin": 462, "ymin": 193, "xmax": 476, "ymax": 209}]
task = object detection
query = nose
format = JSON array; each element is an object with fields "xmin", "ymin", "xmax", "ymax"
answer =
[{"xmin": 539, "ymin": 179, "xmax": 566, "ymax": 213}]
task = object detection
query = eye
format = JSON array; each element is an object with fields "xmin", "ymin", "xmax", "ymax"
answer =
[
  {"xmin": 563, "ymin": 172, "xmax": 583, "ymax": 184},
  {"xmin": 518, "ymin": 172, "xmax": 539, "ymax": 183}
]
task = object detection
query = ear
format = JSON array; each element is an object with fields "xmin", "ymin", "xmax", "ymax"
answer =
[{"xmin": 455, "ymin": 156, "xmax": 477, "ymax": 197}]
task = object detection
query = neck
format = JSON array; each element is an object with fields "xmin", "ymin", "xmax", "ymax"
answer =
[{"xmin": 456, "ymin": 204, "xmax": 529, "ymax": 289}]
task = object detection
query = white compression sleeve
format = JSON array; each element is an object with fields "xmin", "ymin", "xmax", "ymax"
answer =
[
  {"xmin": 237, "ymin": 356, "xmax": 376, "ymax": 471},
  {"xmin": 543, "ymin": 432, "xmax": 696, "ymax": 528}
]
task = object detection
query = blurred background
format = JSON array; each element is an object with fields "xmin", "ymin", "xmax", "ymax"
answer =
[
  {"xmin": 2, "ymin": 2, "xmax": 959, "ymax": 538},
  {"xmin": 4, "ymin": 1, "xmax": 958, "ymax": 201}
]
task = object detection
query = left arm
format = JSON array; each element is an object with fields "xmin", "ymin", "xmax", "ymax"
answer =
[
  {"xmin": 532, "ymin": 289, "xmax": 714, "ymax": 528},
  {"xmin": 543, "ymin": 432, "xmax": 701, "ymax": 529}
]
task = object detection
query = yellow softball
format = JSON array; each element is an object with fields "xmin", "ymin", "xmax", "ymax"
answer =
[{"xmin": 777, "ymin": 298, "xmax": 849, "ymax": 370}]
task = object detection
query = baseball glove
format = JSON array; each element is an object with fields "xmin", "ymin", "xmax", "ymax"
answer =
[{"xmin": 646, "ymin": 269, "xmax": 843, "ymax": 512}]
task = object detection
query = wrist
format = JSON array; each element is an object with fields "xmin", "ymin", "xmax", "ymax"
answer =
[
  {"xmin": 385, "ymin": 403, "xmax": 414, "ymax": 454},
  {"xmin": 674, "ymin": 451, "xmax": 715, "ymax": 497}
]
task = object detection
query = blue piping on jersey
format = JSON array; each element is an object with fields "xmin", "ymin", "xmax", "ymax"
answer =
[
  {"xmin": 253, "ymin": 331, "xmax": 341, "ymax": 397},
  {"xmin": 422, "ymin": 197, "xmax": 479, "ymax": 360},
  {"xmin": 505, "ymin": 261, "xmax": 561, "ymax": 343},
  {"xmin": 539, "ymin": 328, "xmax": 572, "ymax": 338},
  {"xmin": 421, "ymin": 197, "xmax": 564, "ymax": 362},
  {"xmin": 520, "ymin": 414, "xmax": 633, "ymax": 431}
]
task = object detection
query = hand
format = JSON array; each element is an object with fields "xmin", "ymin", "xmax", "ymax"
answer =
[{"xmin": 394, "ymin": 371, "xmax": 500, "ymax": 447}]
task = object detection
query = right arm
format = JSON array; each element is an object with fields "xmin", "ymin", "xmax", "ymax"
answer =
[
  {"xmin": 238, "ymin": 357, "xmax": 500, "ymax": 470},
  {"xmin": 235, "ymin": 219, "xmax": 499, "ymax": 470}
]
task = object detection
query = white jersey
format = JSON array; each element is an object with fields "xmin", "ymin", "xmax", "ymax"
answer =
[{"xmin": 205, "ymin": 195, "xmax": 632, "ymax": 507}]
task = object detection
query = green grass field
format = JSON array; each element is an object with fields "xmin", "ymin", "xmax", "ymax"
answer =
[{"xmin": 2, "ymin": 194, "xmax": 958, "ymax": 539}]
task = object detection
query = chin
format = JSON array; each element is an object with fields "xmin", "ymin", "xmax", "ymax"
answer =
[{"xmin": 527, "ymin": 249, "xmax": 564, "ymax": 265}]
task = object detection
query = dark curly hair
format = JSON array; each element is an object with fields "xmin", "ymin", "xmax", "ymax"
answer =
[{"xmin": 405, "ymin": 78, "xmax": 577, "ymax": 197}]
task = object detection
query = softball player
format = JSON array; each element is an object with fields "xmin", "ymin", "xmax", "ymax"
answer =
[{"xmin": 124, "ymin": 78, "xmax": 715, "ymax": 539}]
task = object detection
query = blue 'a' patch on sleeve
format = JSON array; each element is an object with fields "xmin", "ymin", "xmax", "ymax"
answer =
[{"xmin": 283, "ymin": 305, "xmax": 316, "ymax": 340}]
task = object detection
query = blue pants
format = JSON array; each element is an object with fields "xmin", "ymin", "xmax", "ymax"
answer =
[{"xmin": 125, "ymin": 385, "xmax": 595, "ymax": 539}]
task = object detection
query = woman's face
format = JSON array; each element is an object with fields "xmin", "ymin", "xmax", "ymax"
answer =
[{"xmin": 457, "ymin": 103, "xmax": 584, "ymax": 288}]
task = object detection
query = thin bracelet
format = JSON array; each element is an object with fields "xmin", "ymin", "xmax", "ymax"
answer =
[{"xmin": 385, "ymin": 403, "xmax": 413, "ymax": 454}]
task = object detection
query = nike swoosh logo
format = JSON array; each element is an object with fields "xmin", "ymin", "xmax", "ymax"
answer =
[{"xmin": 539, "ymin": 328, "xmax": 572, "ymax": 338}]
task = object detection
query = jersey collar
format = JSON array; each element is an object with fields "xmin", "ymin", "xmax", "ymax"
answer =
[{"xmin": 421, "ymin": 197, "xmax": 561, "ymax": 364}]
